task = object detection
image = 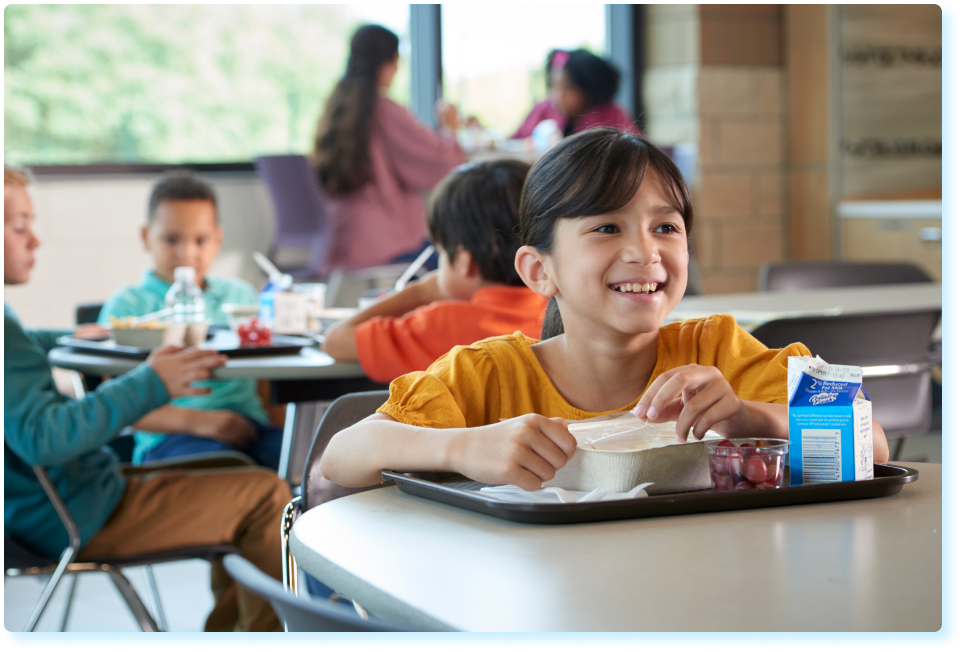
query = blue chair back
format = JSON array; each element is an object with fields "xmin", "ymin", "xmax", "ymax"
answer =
[
  {"xmin": 255, "ymin": 155, "xmax": 332, "ymax": 278},
  {"xmin": 222, "ymin": 554, "xmax": 405, "ymax": 632}
]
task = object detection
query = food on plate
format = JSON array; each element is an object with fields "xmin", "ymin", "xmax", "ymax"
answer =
[
  {"xmin": 236, "ymin": 316, "xmax": 273, "ymax": 347},
  {"xmin": 108, "ymin": 316, "xmax": 166, "ymax": 330}
]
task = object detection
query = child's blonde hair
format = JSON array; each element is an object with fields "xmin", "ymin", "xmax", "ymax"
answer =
[{"xmin": 4, "ymin": 165, "xmax": 32, "ymax": 190}]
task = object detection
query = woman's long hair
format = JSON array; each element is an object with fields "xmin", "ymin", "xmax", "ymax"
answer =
[{"xmin": 312, "ymin": 25, "xmax": 399, "ymax": 196}]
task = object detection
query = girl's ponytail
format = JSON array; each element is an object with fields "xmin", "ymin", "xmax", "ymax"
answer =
[{"xmin": 541, "ymin": 296, "xmax": 564, "ymax": 340}]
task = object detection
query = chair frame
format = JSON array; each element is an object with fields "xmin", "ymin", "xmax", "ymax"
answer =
[
  {"xmin": 279, "ymin": 391, "xmax": 389, "ymax": 619},
  {"xmin": 7, "ymin": 463, "xmax": 243, "ymax": 632}
]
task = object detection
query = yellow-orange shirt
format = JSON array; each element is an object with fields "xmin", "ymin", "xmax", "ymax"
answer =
[{"xmin": 377, "ymin": 314, "xmax": 811, "ymax": 428}]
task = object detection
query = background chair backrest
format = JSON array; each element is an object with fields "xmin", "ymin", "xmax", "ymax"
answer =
[
  {"xmin": 758, "ymin": 261, "xmax": 933, "ymax": 293},
  {"xmin": 750, "ymin": 308, "xmax": 941, "ymax": 366},
  {"xmin": 75, "ymin": 302, "xmax": 105, "ymax": 325},
  {"xmin": 302, "ymin": 391, "xmax": 390, "ymax": 511},
  {"xmin": 254, "ymin": 155, "xmax": 332, "ymax": 277},
  {"xmin": 752, "ymin": 308, "xmax": 941, "ymax": 440},
  {"xmin": 222, "ymin": 554, "xmax": 402, "ymax": 632}
]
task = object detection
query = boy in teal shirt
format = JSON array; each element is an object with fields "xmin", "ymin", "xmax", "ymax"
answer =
[
  {"xmin": 99, "ymin": 171, "xmax": 282, "ymax": 467},
  {"xmin": 4, "ymin": 165, "xmax": 289, "ymax": 631}
]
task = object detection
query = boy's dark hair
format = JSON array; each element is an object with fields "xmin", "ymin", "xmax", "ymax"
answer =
[
  {"xmin": 147, "ymin": 170, "xmax": 218, "ymax": 222},
  {"xmin": 563, "ymin": 49, "xmax": 621, "ymax": 107},
  {"xmin": 427, "ymin": 159, "xmax": 532, "ymax": 287},
  {"xmin": 518, "ymin": 128, "xmax": 693, "ymax": 340}
]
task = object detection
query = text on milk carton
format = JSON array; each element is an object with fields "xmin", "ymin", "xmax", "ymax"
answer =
[{"xmin": 787, "ymin": 356, "xmax": 873, "ymax": 485}]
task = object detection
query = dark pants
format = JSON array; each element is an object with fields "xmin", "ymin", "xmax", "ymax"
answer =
[{"xmin": 140, "ymin": 417, "xmax": 283, "ymax": 469}]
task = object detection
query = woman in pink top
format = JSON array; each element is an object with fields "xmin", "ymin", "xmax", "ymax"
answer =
[
  {"xmin": 512, "ymin": 49, "xmax": 639, "ymax": 140},
  {"xmin": 312, "ymin": 25, "xmax": 464, "ymax": 270}
]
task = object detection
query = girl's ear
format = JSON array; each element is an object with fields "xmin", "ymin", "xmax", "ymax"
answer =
[
  {"xmin": 140, "ymin": 225, "xmax": 151, "ymax": 252},
  {"xmin": 515, "ymin": 245, "xmax": 558, "ymax": 297}
]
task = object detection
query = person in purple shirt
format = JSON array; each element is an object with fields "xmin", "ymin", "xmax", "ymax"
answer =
[
  {"xmin": 512, "ymin": 48, "xmax": 640, "ymax": 140},
  {"xmin": 311, "ymin": 24, "xmax": 465, "ymax": 271}
]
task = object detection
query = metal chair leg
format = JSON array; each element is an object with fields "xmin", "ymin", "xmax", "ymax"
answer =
[
  {"xmin": 142, "ymin": 565, "xmax": 168, "ymax": 632},
  {"xmin": 281, "ymin": 496, "xmax": 303, "ymax": 597},
  {"xmin": 59, "ymin": 574, "xmax": 79, "ymax": 631},
  {"xmin": 23, "ymin": 543, "xmax": 77, "ymax": 631},
  {"xmin": 104, "ymin": 566, "xmax": 160, "ymax": 632}
]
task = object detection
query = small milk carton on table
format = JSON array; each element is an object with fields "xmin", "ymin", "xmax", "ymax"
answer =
[{"xmin": 787, "ymin": 356, "xmax": 874, "ymax": 485}]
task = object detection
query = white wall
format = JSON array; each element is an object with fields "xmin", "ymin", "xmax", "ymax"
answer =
[{"xmin": 4, "ymin": 172, "xmax": 277, "ymax": 328}]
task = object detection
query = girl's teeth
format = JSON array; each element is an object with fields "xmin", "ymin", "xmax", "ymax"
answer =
[{"xmin": 615, "ymin": 283, "xmax": 658, "ymax": 293}]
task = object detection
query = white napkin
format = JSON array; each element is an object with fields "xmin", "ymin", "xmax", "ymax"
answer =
[{"xmin": 477, "ymin": 482, "xmax": 654, "ymax": 504}]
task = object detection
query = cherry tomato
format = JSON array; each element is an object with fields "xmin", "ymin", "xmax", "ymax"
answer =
[
  {"xmin": 766, "ymin": 460, "xmax": 778, "ymax": 481},
  {"xmin": 714, "ymin": 475, "xmax": 734, "ymax": 491},
  {"xmin": 716, "ymin": 440, "xmax": 735, "ymax": 448},
  {"xmin": 711, "ymin": 455, "xmax": 728, "ymax": 475},
  {"xmin": 758, "ymin": 481, "xmax": 775, "ymax": 489},
  {"xmin": 729, "ymin": 453, "xmax": 745, "ymax": 479},
  {"xmin": 745, "ymin": 456, "xmax": 768, "ymax": 484},
  {"xmin": 734, "ymin": 481, "xmax": 754, "ymax": 490}
]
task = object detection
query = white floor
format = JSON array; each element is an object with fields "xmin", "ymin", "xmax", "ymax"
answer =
[{"xmin": 4, "ymin": 432, "xmax": 942, "ymax": 632}]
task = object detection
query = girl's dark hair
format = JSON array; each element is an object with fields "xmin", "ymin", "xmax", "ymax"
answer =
[
  {"xmin": 563, "ymin": 49, "xmax": 620, "ymax": 107},
  {"xmin": 312, "ymin": 24, "xmax": 399, "ymax": 196},
  {"xmin": 543, "ymin": 48, "xmax": 567, "ymax": 93},
  {"xmin": 427, "ymin": 159, "xmax": 531, "ymax": 287},
  {"xmin": 518, "ymin": 128, "xmax": 693, "ymax": 340}
]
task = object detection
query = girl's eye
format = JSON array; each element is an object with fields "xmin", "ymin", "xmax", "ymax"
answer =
[
  {"xmin": 592, "ymin": 224, "xmax": 620, "ymax": 234},
  {"xmin": 653, "ymin": 223, "xmax": 682, "ymax": 234},
  {"xmin": 163, "ymin": 237, "xmax": 179, "ymax": 245}
]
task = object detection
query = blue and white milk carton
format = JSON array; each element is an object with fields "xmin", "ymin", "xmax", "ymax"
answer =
[{"xmin": 787, "ymin": 356, "xmax": 874, "ymax": 485}]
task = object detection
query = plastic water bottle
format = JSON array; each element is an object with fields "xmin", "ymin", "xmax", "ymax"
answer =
[{"xmin": 165, "ymin": 266, "xmax": 206, "ymax": 325}]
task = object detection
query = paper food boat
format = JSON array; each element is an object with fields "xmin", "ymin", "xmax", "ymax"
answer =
[{"xmin": 542, "ymin": 411, "xmax": 723, "ymax": 494}]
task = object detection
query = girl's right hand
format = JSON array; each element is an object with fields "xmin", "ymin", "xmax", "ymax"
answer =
[
  {"xmin": 146, "ymin": 345, "xmax": 227, "ymax": 398},
  {"xmin": 448, "ymin": 414, "xmax": 577, "ymax": 491}
]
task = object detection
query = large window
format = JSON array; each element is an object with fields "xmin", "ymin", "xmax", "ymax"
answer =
[
  {"xmin": 440, "ymin": 2, "xmax": 607, "ymax": 139},
  {"xmin": 3, "ymin": 4, "xmax": 410, "ymax": 165}
]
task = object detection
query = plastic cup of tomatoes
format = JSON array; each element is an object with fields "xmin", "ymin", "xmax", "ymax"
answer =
[{"xmin": 704, "ymin": 438, "xmax": 789, "ymax": 491}]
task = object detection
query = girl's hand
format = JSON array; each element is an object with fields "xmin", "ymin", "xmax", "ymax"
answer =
[
  {"xmin": 633, "ymin": 364, "xmax": 749, "ymax": 442},
  {"xmin": 448, "ymin": 414, "xmax": 577, "ymax": 491},
  {"xmin": 147, "ymin": 345, "xmax": 227, "ymax": 398}
]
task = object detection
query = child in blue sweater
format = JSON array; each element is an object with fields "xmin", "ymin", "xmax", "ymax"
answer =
[
  {"xmin": 99, "ymin": 170, "xmax": 282, "ymax": 467},
  {"xmin": 4, "ymin": 165, "xmax": 290, "ymax": 631}
]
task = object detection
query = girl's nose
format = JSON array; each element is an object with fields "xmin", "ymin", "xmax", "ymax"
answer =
[{"xmin": 622, "ymin": 232, "xmax": 660, "ymax": 266}]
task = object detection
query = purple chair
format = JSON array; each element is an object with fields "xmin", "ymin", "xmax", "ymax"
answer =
[{"xmin": 255, "ymin": 155, "xmax": 333, "ymax": 280}]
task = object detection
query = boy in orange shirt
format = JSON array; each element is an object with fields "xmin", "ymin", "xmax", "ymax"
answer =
[{"xmin": 323, "ymin": 160, "xmax": 547, "ymax": 383}]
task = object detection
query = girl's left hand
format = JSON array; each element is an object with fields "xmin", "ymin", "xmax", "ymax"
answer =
[{"xmin": 632, "ymin": 364, "xmax": 748, "ymax": 442}]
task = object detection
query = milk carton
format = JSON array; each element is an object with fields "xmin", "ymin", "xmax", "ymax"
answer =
[
  {"xmin": 787, "ymin": 356, "xmax": 874, "ymax": 485},
  {"xmin": 258, "ymin": 273, "xmax": 307, "ymax": 335}
]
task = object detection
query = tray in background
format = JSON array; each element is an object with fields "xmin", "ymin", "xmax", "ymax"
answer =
[
  {"xmin": 382, "ymin": 464, "xmax": 918, "ymax": 525},
  {"xmin": 57, "ymin": 330, "xmax": 315, "ymax": 360}
]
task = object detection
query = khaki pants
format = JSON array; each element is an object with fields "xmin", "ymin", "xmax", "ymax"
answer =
[{"xmin": 79, "ymin": 467, "xmax": 291, "ymax": 632}]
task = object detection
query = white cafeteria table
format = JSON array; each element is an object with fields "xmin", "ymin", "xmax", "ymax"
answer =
[{"xmin": 290, "ymin": 463, "xmax": 941, "ymax": 632}]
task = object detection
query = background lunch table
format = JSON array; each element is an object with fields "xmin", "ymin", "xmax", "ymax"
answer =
[
  {"xmin": 669, "ymin": 282, "xmax": 942, "ymax": 332},
  {"xmin": 290, "ymin": 463, "xmax": 941, "ymax": 632},
  {"xmin": 47, "ymin": 345, "xmax": 383, "ymax": 403}
]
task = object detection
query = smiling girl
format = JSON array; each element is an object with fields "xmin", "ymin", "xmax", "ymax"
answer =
[{"xmin": 321, "ymin": 129, "xmax": 889, "ymax": 490}]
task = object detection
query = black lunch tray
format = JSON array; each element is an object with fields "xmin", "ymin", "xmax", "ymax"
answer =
[
  {"xmin": 57, "ymin": 329, "xmax": 315, "ymax": 360},
  {"xmin": 382, "ymin": 464, "xmax": 918, "ymax": 525}
]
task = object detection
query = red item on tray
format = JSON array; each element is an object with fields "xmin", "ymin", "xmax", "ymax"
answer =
[
  {"xmin": 236, "ymin": 317, "xmax": 273, "ymax": 347},
  {"xmin": 706, "ymin": 438, "xmax": 788, "ymax": 491}
]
